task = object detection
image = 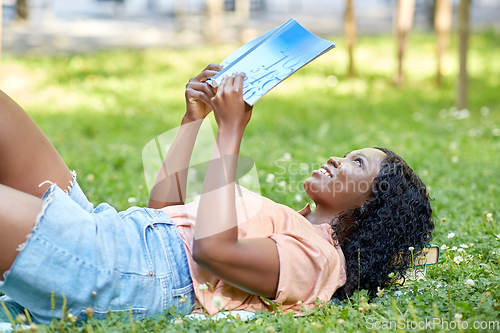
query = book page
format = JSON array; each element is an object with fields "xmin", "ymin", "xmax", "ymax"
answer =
[
  {"xmin": 210, "ymin": 20, "xmax": 334, "ymax": 105},
  {"xmin": 219, "ymin": 26, "xmax": 281, "ymax": 67}
]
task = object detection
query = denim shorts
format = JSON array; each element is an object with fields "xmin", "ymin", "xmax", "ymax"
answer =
[{"xmin": 0, "ymin": 178, "xmax": 194, "ymax": 325}]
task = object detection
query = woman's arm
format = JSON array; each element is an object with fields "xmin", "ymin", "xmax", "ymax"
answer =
[
  {"xmin": 148, "ymin": 64, "xmax": 222, "ymax": 208},
  {"xmin": 192, "ymin": 73, "xmax": 279, "ymax": 298}
]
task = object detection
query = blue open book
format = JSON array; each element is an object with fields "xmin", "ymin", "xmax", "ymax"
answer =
[{"xmin": 207, "ymin": 19, "xmax": 335, "ymax": 106}]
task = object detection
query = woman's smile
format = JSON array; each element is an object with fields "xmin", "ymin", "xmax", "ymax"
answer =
[{"xmin": 313, "ymin": 164, "xmax": 336, "ymax": 179}]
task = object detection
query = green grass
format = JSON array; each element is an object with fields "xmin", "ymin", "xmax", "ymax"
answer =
[{"xmin": 1, "ymin": 30, "xmax": 500, "ymax": 332}]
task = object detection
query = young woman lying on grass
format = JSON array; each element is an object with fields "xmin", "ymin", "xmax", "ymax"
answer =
[{"xmin": 0, "ymin": 64, "xmax": 434, "ymax": 324}]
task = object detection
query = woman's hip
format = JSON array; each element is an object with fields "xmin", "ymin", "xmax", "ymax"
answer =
[{"xmin": 0, "ymin": 183, "xmax": 193, "ymax": 324}]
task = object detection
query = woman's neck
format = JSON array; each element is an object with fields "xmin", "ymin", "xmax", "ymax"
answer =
[{"xmin": 305, "ymin": 204, "xmax": 340, "ymax": 225}]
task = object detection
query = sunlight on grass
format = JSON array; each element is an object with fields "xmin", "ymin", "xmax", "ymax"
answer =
[{"xmin": 1, "ymin": 30, "xmax": 500, "ymax": 332}]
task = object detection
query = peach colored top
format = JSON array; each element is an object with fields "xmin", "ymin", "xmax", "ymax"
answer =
[{"xmin": 161, "ymin": 186, "xmax": 346, "ymax": 316}]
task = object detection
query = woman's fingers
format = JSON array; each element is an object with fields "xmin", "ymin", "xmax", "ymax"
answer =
[
  {"xmin": 193, "ymin": 64, "xmax": 224, "ymax": 83},
  {"xmin": 186, "ymin": 88, "xmax": 211, "ymax": 106},
  {"xmin": 224, "ymin": 75, "xmax": 236, "ymax": 93},
  {"xmin": 193, "ymin": 70, "xmax": 220, "ymax": 83},
  {"xmin": 204, "ymin": 63, "xmax": 224, "ymax": 72},
  {"xmin": 186, "ymin": 79, "xmax": 218, "ymax": 107},
  {"xmin": 233, "ymin": 73, "xmax": 245, "ymax": 91},
  {"xmin": 216, "ymin": 72, "xmax": 245, "ymax": 94},
  {"xmin": 216, "ymin": 75, "xmax": 229, "ymax": 97},
  {"xmin": 187, "ymin": 82, "xmax": 216, "ymax": 99},
  {"xmin": 210, "ymin": 73, "xmax": 247, "ymax": 109},
  {"xmin": 183, "ymin": 64, "xmax": 224, "ymax": 121},
  {"xmin": 211, "ymin": 72, "xmax": 248, "ymax": 110}
]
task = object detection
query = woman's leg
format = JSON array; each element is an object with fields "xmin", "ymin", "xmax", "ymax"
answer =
[
  {"xmin": 0, "ymin": 90, "xmax": 73, "ymax": 197},
  {"xmin": 0, "ymin": 184, "xmax": 42, "ymax": 279}
]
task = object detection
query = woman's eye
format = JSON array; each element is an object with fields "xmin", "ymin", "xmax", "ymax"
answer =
[{"xmin": 354, "ymin": 159, "xmax": 363, "ymax": 167}]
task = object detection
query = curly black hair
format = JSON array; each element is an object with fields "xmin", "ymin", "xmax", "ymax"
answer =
[{"xmin": 331, "ymin": 148, "xmax": 434, "ymax": 300}]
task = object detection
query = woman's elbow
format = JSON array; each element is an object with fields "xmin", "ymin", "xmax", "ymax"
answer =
[
  {"xmin": 192, "ymin": 240, "xmax": 213, "ymax": 266},
  {"xmin": 192, "ymin": 239, "xmax": 229, "ymax": 267},
  {"xmin": 192, "ymin": 242, "xmax": 204, "ymax": 264}
]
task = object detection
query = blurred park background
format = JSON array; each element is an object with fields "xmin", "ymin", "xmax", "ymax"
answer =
[
  {"xmin": 1, "ymin": 0, "xmax": 499, "ymax": 54},
  {"xmin": 1, "ymin": 0, "xmax": 500, "ymax": 331}
]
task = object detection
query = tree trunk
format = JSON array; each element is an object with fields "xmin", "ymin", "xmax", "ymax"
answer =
[
  {"xmin": 16, "ymin": 0, "xmax": 29, "ymax": 21},
  {"xmin": 235, "ymin": 0, "xmax": 250, "ymax": 42},
  {"xmin": 456, "ymin": 0, "xmax": 470, "ymax": 109},
  {"xmin": 344, "ymin": 0, "xmax": 357, "ymax": 78},
  {"xmin": 206, "ymin": 0, "xmax": 224, "ymax": 43},
  {"xmin": 393, "ymin": 0, "xmax": 415, "ymax": 85},
  {"xmin": 0, "ymin": 0, "xmax": 3, "ymax": 62},
  {"xmin": 174, "ymin": 0, "xmax": 187, "ymax": 32},
  {"xmin": 434, "ymin": 0, "xmax": 452, "ymax": 86}
]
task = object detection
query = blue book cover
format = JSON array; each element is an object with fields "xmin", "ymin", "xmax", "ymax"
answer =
[{"xmin": 208, "ymin": 19, "xmax": 335, "ymax": 106}]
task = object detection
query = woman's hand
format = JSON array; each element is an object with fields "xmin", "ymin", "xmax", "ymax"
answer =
[
  {"xmin": 184, "ymin": 64, "xmax": 223, "ymax": 123},
  {"xmin": 210, "ymin": 72, "xmax": 253, "ymax": 135}
]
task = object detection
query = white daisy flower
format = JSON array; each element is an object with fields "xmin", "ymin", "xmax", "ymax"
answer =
[
  {"xmin": 453, "ymin": 256, "xmax": 463, "ymax": 264},
  {"xmin": 486, "ymin": 213, "xmax": 493, "ymax": 222},
  {"xmin": 448, "ymin": 232, "xmax": 455, "ymax": 239},
  {"xmin": 212, "ymin": 296, "xmax": 222, "ymax": 308},
  {"xmin": 464, "ymin": 279, "xmax": 475, "ymax": 287},
  {"xmin": 266, "ymin": 173, "xmax": 275, "ymax": 183}
]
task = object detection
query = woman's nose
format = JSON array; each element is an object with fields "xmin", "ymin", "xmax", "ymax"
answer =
[{"xmin": 328, "ymin": 157, "xmax": 341, "ymax": 168}]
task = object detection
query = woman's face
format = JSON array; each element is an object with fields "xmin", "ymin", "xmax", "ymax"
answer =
[{"xmin": 304, "ymin": 148, "xmax": 386, "ymax": 213}]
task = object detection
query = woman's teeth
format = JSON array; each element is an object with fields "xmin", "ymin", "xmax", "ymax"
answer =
[{"xmin": 318, "ymin": 168, "xmax": 332, "ymax": 178}]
